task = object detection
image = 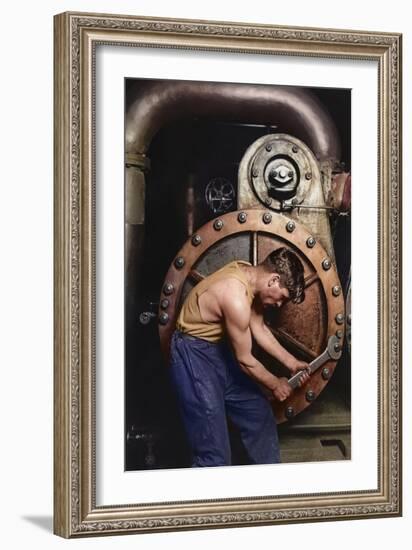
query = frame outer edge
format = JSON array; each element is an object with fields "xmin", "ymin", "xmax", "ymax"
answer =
[
  {"xmin": 52, "ymin": 11, "xmax": 402, "ymax": 537},
  {"xmin": 53, "ymin": 12, "xmax": 72, "ymax": 539}
]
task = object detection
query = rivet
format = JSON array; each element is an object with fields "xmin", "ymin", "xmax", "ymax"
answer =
[
  {"xmin": 174, "ymin": 256, "xmax": 185, "ymax": 269},
  {"xmin": 265, "ymin": 144, "xmax": 272, "ymax": 152},
  {"xmin": 158, "ymin": 312, "xmax": 169, "ymax": 325},
  {"xmin": 292, "ymin": 145, "xmax": 299, "ymax": 153},
  {"xmin": 252, "ymin": 167, "xmax": 259, "ymax": 178},
  {"xmin": 286, "ymin": 220, "xmax": 295, "ymax": 233},
  {"xmin": 263, "ymin": 212, "xmax": 272, "ymax": 224},
  {"xmin": 322, "ymin": 367, "xmax": 331, "ymax": 380},
  {"xmin": 305, "ymin": 172, "xmax": 312, "ymax": 180},
  {"xmin": 285, "ymin": 406, "xmax": 295, "ymax": 419},
  {"xmin": 191, "ymin": 234, "xmax": 202, "ymax": 246},
  {"xmin": 238, "ymin": 212, "xmax": 247, "ymax": 224},
  {"xmin": 264, "ymin": 197, "xmax": 272, "ymax": 207},
  {"xmin": 335, "ymin": 313, "xmax": 345, "ymax": 325},
  {"xmin": 160, "ymin": 299, "xmax": 169, "ymax": 310},
  {"xmin": 322, "ymin": 259, "xmax": 331, "ymax": 270},
  {"xmin": 334, "ymin": 343, "xmax": 342, "ymax": 353},
  {"xmin": 336, "ymin": 329, "xmax": 343, "ymax": 339},
  {"xmin": 306, "ymin": 390, "xmax": 316, "ymax": 402},
  {"xmin": 163, "ymin": 282, "xmax": 174, "ymax": 296},
  {"xmin": 332, "ymin": 285, "xmax": 341, "ymax": 296},
  {"xmin": 306, "ymin": 236, "xmax": 316, "ymax": 248},
  {"xmin": 213, "ymin": 219, "xmax": 223, "ymax": 231}
]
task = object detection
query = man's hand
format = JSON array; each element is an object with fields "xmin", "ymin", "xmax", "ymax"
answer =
[
  {"xmin": 284, "ymin": 358, "xmax": 310, "ymax": 386},
  {"xmin": 271, "ymin": 377, "xmax": 292, "ymax": 402},
  {"xmin": 287, "ymin": 358, "xmax": 310, "ymax": 375}
]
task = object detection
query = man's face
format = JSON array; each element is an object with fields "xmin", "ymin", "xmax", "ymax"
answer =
[{"xmin": 260, "ymin": 274, "xmax": 290, "ymax": 308}]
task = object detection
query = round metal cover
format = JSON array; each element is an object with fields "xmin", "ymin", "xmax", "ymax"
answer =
[{"xmin": 159, "ymin": 209, "xmax": 345, "ymax": 423}]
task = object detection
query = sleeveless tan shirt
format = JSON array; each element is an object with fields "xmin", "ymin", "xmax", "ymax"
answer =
[{"xmin": 176, "ymin": 260, "xmax": 254, "ymax": 342}]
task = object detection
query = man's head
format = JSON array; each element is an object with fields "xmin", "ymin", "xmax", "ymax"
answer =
[{"xmin": 257, "ymin": 247, "xmax": 305, "ymax": 308}]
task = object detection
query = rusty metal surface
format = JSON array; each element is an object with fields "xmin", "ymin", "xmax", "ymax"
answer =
[
  {"xmin": 328, "ymin": 172, "xmax": 351, "ymax": 211},
  {"xmin": 158, "ymin": 209, "xmax": 345, "ymax": 423}
]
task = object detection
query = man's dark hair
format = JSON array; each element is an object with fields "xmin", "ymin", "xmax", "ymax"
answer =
[{"xmin": 260, "ymin": 247, "xmax": 305, "ymax": 304}]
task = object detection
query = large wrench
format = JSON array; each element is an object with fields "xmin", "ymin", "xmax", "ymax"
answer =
[{"xmin": 288, "ymin": 335, "xmax": 343, "ymax": 390}]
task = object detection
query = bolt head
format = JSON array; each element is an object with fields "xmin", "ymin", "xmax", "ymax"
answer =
[
  {"xmin": 322, "ymin": 259, "xmax": 331, "ymax": 270},
  {"xmin": 264, "ymin": 197, "xmax": 272, "ymax": 206},
  {"xmin": 265, "ymin": 144, "xmax": 272, "ymax": 152},
  {"xmin": 306, "ymin": 236, "xmax": 316, "ymax": 248},
  {"xmin": 238, "ymin": 212, "xmax": 247, "ymax": 223},
  {"xmin": 322, "ymin": 367, "xmax": 331, "ymax": 380},
  {"xmin": 174, "ymin": 256, "xmax": 185, "ymax": 269},
  {"xmin": 158, "ymin": 312, "xmax": 169, "ymax": 325},
  {"xmin": 286, "ymin": 220, "xmax": 295, "ymax": 233},
  {"xmin": 335, "ymin": 313, "xmax": 345, "ymax": 325},
  {"xmin": 191, "ymin": 234, "xmax": 202, "ymax": 246},
  {"xmin": 332, "ymin": 285, "xmax": 341, "ymax": 296},
  {"xmin": 163, "ymin": 282, "xmax": 174, "ymax": 296},
  {"xmin": 285, "ymin": 407, "xmax": 295, "ymax": 419},
  {"xmin": 263, "ymin": 212, "xmax": 272, "ymax": 224},
  {"xmin": 252, "ymin": 167, "xmax": 259, "ymax": 178},
  {"xmin": 334, "ymin": 343, "xmax": 342, "ymax": 353},
  {"xmin": 213, "ymin": 219, "xmax": 223, "ymax": 231},
  {"xmin": 160, "ymin": 299, "xmax": 169, "ymax": 310},
  {"xmin": 306, "ymin": 390, "xmax": 316, "ymax": 402},
  {"xmin": 305, "ymin": 172, "xmax": 312, "ymax": 180},
  {"xmin": 292, "ymin": 145, "xmax": 299, "ymax": 153},
  {"xmin": 336, "ymin": 329, "xmax": 344, "ymax": 339}
]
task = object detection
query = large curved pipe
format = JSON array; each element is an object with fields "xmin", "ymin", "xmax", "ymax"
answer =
[{"xmin": 126, "ymin": 80, "xmax": 341, "ymax": 162}]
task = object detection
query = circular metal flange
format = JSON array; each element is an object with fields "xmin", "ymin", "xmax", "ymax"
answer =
[
  {"xmin": 158, "ymin": 209, "xmax": 345, "ymax": 424},
  {"xmin": 241, "ymin": 134, "xmax": 319, "ymax": 211}
]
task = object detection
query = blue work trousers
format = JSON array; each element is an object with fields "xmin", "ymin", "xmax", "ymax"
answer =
[{"xmin": 169, "ymin": 330, "xmax": 280, "ymax": 467}]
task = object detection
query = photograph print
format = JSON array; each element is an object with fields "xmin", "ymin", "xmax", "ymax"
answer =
[{"xmin": 124, "ymin": 78, "xmax": 351, "ymax": 471}]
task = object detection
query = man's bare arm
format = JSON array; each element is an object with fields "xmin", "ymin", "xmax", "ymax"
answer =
[
  {"xmin": 221, "ymin": 282, "xmax": 292, "ymax": 402},
  {"xmin": 249, "ymin": 305, "xmax": 310, "ymax": 378}
]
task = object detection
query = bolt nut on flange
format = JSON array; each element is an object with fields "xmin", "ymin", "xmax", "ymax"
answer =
[
  {"xmin": 191, "ymin": 234, "xmax": 202, "ymax": 246},
  {"xmin": 163, "ymin": 282, "xmax": 174, "ymax": 295},
  {"xmin": 174, "ymin": 256, "xmax": 185, "ymax": 269},
  {"xmin": 285, "ymin": 406, "xmax": 295, "ymax": 419},
  {"xmin": 306, "ymin": 236, "xmax": 316, "ymax": 248},
  {"xmin": 306, "ymin": 390, "xmax": 316, "ymax": 402},
  {"xmin": 238, "ymin": 212, "xmax": 247, "ymax": 223},
  {"xmin": 322, "ymin": 259, "xmax": 331, "ymax": 270},
  {"xmin": 263, "ymin": 212, "xmax": 272, "ymax": 224},
  {"xmin": 332, "ymin": 285, "xmax": 341, "ymax": 296},
  {"xmin": 158, "ymin": 312, "xmax": 169, "ymax": 325},
  {"xmin": 160, "ymin": 299, "xmax": 169, "ymax": 310},
  {"xmin": 213, "ymin": 219, "xmax": 223, "ymax": 231},
  {"xmin": 322, "ymin": 367, "xmax": 331, "ymax": 380},
  {"xmin": 286, "ymin": 220, "xmax": 295, "ymax": 233},
  {"xmin": 335, "ymin": 313, "xmax": 345, "ymax": 325}
]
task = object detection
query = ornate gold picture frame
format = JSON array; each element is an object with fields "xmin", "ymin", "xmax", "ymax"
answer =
[{"xmin": 53, "ymin": 11, "xmax": 402, "ymax": 538}]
